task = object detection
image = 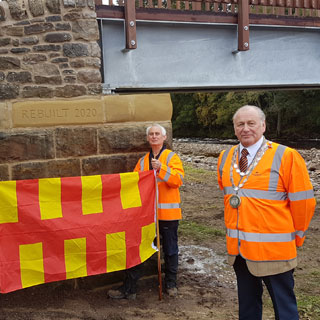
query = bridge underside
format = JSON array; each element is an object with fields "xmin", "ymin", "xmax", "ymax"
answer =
[{"xmin": 100, "ymin": 19, "xmax": 320, "ymax": 93}]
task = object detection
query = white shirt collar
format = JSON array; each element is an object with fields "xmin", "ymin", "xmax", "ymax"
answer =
[{"xmin": 240, "ymin": 136, "xmax": 264, "ymax": 158}]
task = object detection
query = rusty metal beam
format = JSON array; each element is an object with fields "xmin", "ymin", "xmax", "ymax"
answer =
[
  {"xmin": 238, "ymin": 0, "xmax": 250, "ymax": 51},
  {"xmin": 124, "ymin": 0, "xmax": 137, "ymax": 49}
]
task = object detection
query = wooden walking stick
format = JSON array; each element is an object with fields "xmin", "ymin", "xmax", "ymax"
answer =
[{"xmin": 154, "ymin": 171, "xmax": 163, "ymax": 300}]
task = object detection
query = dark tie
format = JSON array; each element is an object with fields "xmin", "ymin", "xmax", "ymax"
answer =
[{"xmin": 239, "ymin": 148, "xmax": 249, "ymax": 172}]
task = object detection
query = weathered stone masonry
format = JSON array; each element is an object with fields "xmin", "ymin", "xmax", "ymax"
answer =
[{"xmin": 0, "ymin": 0, "xmax": 172, "ymax": 181}]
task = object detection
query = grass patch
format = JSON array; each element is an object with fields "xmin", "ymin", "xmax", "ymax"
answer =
[
  {"xmin": 179, "ymin": 219, "xmax": 225, "ymax": 242},
  {"xmin": 183, "ymin": 163, "xmax": 216, "ymax": 183},
  {"xmin": 297, "ymin": 295, "xmax": 320, "ymax": 319},
  {"xmin": 295, "ymin": 269, "xmax": 320, "ymax": 319}
]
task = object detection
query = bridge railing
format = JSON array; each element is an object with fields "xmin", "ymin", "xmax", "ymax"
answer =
[
  {"xmin": 101, "ymin": 0, "xmax": 320, "ymax": 17},
  {"xmin": 96, "ymin": 0, "xmax": 320, "ymax": 51}
]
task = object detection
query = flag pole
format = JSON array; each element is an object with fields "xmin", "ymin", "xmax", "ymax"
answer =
[{"xmin": 154, "ymin": 170, "xmax": 162, "ymax": 301}]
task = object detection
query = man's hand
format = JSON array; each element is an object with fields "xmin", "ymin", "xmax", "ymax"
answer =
[{"xmin": 151, "ymin": 158, "xmax": 161, "ymax": 171}]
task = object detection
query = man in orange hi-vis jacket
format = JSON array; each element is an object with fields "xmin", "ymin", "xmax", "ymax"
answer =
[
  {"xmin": 108, "ymin": 123, "xmax": 184, "ymax": 299},
  {"xmin": 217, "ymin": 105, "xmax": 316, "ymax": 320}
]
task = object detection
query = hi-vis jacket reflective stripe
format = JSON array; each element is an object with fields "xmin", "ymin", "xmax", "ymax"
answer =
[
  {"xmin": 217, "ymin": 141, "xmax": 316, "ymax": 262},
  {"xmin": 134, "ymin": 149, "xmax": 184, "ymax": 221}
]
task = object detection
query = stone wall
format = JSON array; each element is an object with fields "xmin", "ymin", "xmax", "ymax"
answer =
[
  {"xmin": 0, "ymin": 0, "xmax": 173, "ymax": 181},
  {"xmin": 0, "ymin": 0, "xmax": 101, "ymax": 99}
]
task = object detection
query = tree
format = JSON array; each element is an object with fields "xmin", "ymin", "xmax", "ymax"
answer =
[{"xmin": 172, "ymin": 90, "xmax": 320, "ymax": 139}]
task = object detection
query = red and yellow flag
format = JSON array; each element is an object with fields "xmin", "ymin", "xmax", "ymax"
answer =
[{"xmin": 0, "ymin": 171, "xmax": 157, "ymax": 293}]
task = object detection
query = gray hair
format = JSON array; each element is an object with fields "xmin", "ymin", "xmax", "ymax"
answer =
[
  {"xmin": 146, "ymin": 124, "xmax": 167, "ymax": 136},
  {"xmin": 232, "ymin": 105, "xmax": 266, "ymax": 123}
]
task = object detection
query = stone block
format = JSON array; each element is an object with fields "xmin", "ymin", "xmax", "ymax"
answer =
[
  {"xmin": 13, "ymin": 98, "xmax": 104, "ymax": 127},
  {"xmin": 46, "ymin": 15, "xmax": 62, "ymax": 22},
  {"xmin": 10, "ymin": 47, "xmax": 31, "ymax": 54},
  {"xmin": 64, "ymin": 75, "xmax": 76, "ymax": 83},
  {"xmin": 89, "ymin": 42, "xmax": 101, "ymax": 57},
  {"xmin": 63, "ymin": 12, "xmax": 81, "ymax": 21},
  {"xmin": 99, "ymin": 124, "xmax": 149, "ymax": 154},
  {"xmin": 104, "ymin": 94, "xmax": 173, "ymax": 123},
  {"xmin": 0, "ymin": 5, "xmax": 6, "ymax": 22},
  {"xmin": 21, "ymin": 36, "xmax": 39, "ymax": 45},
  {"xmin": 55, "ymin": 127, "xmax": 97, "ymax": 158},
  {"xmin": 12, "ymin": 39, "xmax": 19, "ymax": 47},
  {"xmin": 23, "ymin": 53, "xmax": 47, "ymax": 64},
  {"xmin": 0, "ymin": 83, "xmax": 19, "ymax": 100},
  {"xmin": 72, "ymin": 20, "xmax": 99, "ymax": 41},
  {"xmin": 33, "ymin": 44, "xmax": 61, "ymax": 52},
  {"xmin": 45, "ymin": 32, "xmax": 72, "ymax": 43},
  {"xmin": 82, "ymin": 155, "xmax": 128, "ymax": 175},
  {"xmin": 6, "ymin": 0, "xmax": 28, "ymax": 20},
  {"xmin": 55, "ymin": 84, "xmax": 86, "ymax": 97},
  {"xmin": 0, "ymin": 56, "xmax": 21, "ymax": 70},
  {"xmin": 35, "ymin": 75, "xmax": 62, "ymax": 85},
  {"xmin": 88, "ymin": 83, "xmax": 102, "ymax": 95},
  {"xmin": 77, "ymin": 69, "xmax": 101, "ymax": 83},
  {"xmin": 59, "ymin": 63, "xmax": 70, "ymax": 69},
  {"xmin": 85, "ymin": 57, "xmax": 100, "ymax": 69},
  {"xmin": 34, "ymin": 63, "xmax": 62, "ymax": 85},
  {"xmin": 55, "ymin": 23, "xmax": 71, "ymax": 31},
  {"xmin": 0, "ymin": 131, "xmax": 55, "ymax": 162},
  {"xmin": 45, "ymin": 0, "xmax": 61, "ymax": 14},
  {"xmin": 63, "ymin": 43, "xmax": 89, "ymax": 57},
  {"xmin": 4, "ymin": 26, "xmax": 24, "ymax": 36},
  {"xmin": 75, "ymin": 0, "xmax": 86, "ymax": 7},
  {"xmin": 63, "ymin": 0, "xmax": 76, "ymax": 8},
  {"xmin": 51, "ymin": 57, "xmax": 68, "ymax": 63},
  {"xmin": 28, "ymin": 0, "xmax": 45, "ymax": 17},
  {"xmin": 0, "ymin": 165, "xmax": 9, "ymax": 181},
  {"xmin": 7, "ymin": 71, "xmax": 32, "ymax": 83},
  {"xmin": 0, "ymin": 102, "xmax": 10, "ymax": 129},
  {"xmin": 87, "ymin": 0, "xmax": 95, "ymax": 9},
  {"xmin": 12, "ymin": 159, "xmax": 81, "ymax": 180},
  {"xmin": 24, "ymin": 23, "xmax": 54, "ymax": 35},
  {"xmin": 21, "ymin": 86, "xmax": 54, "ymax": 98},
  {"xmin": 70, "ymin": 59, "xmax": 85, "ymax": 68},
  {"xmin": 0, "ymin": 38, "xmax": 11, "ymax": 46}
]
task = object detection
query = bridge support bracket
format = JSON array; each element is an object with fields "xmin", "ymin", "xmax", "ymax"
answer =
[
  {"xmin": 238, "ymin": 0, "xmax": 250, "ymax": 51},
  {"xmin": 124, "ymin": 0, "xmax": 137, "ymax": 50}
]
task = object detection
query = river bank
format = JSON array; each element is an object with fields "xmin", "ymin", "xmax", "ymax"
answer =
[{"xmin": 173, "ymin": 138, "xmax": 320, "ymax": 198}]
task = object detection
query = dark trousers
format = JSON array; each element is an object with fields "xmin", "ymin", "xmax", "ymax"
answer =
[
  {"xmin": 123, "ymin": 220, "xmax": 179, "ymax": 293},
  {"xmin": 159, "ymin": 220, "xmax": 179, "ymax": 289},
  {"xmin": 233, "ymin": 256, "xmax": 299, "ymax": 320}
]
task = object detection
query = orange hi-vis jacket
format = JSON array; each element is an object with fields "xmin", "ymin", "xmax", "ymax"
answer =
[
  {"xmin": 217, "ymin": 141, "xmax": 316, "ymax": 262},
  {"xmin": 134, "ymin": 149, "xmax": 184, "ymax": 221}
]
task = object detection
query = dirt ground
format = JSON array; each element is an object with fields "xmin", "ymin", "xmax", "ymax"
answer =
[{"xmin": 0, "ymin": 154, "xmax": 319, "ymax": 320}]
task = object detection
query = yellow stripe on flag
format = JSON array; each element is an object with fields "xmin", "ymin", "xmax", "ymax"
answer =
[
  {"xmin": 0, "ymin": 181, "xmax": 18, "ymax": 224},
  {"xmin": 120, "ymin": 172, "xmax": 142, "ymax": 209},
  {"xmin": 19, "ymin": 242, "xmax": 45, "ymax": 289},
  {"xmin": 81, "ymin": 175, "xmax": 103, "ymax": 215},
  {"xmin": 65, "ymin": 238, "xmax": 87, "ymax": 279},
  {"xmin": 106, "ymin": 232, "xmax": 126, "ymax": 273},
  {"xmin": 39, "ymin": 178, "xmax": 62, "ymax": 220},
  {"xmin": 140, "ymin": 222, "xmax": 157, "ymax": 263}
]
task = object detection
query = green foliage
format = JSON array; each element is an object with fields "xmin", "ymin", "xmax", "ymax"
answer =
[
  {"xmin": 171, "ymin": 93, "xmax": 205, "ymax": 137},
  {"xmin": 172, "ymin": 90, "xmax": 320, "ymax": 139}
]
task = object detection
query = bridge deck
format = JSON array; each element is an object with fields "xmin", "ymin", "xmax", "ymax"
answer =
[{"xmin": 96, "ymin": 1, "xmax": 320, "ymax": 93}]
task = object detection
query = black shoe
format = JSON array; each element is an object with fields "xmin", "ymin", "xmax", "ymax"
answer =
[{"xmin": 108, "ymin": 288, "xmax": 136, "ymax": 300}]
